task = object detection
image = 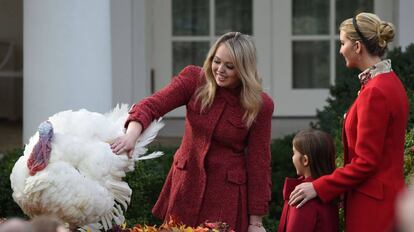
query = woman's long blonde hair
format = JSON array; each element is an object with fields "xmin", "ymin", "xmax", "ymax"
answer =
[{"xmin": 196, "ymin": 32, "xmax": 263, "ymax": 127}]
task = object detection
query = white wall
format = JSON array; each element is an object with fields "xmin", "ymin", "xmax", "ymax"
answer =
[
  {"xmin": 111, "ymin": 0, "xmax": 133, "ymax": 105},
  {"xmin": 398, "ymin": 0, "xmax": 414, "ymax": 49},
  {"xmin": 23, "ymin": 0, "xmax": 112, "ymax": 141},
  {"xmin": 111, "ymin": 0, "xmax": 151, "ymax": 107}
]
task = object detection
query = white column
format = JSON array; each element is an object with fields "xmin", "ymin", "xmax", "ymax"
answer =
[
  {"xmin": 111, "ymin": 0, "xmax": 150, "ymax": 107},
  {"xmin": 398, "ymin": 0, "xmax": 414, "ymax": 49},
  {"xmin": 132, "ymin": 0, "xmax": 151, "ymax": 101},
  {"xmin": 23, "ymin": 0, "xmax": 112, "ymax": 142},
  {"xmin": 111, "ymin": 0, "xmax": 133, "ymax": 105}
]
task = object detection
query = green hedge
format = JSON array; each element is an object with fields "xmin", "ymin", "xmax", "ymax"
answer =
[{"xmin": 0, "ymin": 149, "xmax": 25, "ymax": 218}]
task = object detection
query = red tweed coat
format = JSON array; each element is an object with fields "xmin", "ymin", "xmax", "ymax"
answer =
[
  {"xmin": 126, "ymin": 65, "xmax": 274, "ymax": 232},
  {"xmin": 278, "ymin": 177, "xmax": 338, "ymax": 232},
  {"xmin": 313, "ymin": 71, "xmax": 409, "ymax": 232}
]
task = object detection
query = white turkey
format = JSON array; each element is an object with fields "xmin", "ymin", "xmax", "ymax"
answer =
[{"xmin": 9, "ymin": 104, "xmax": 164, "ymax": 231}]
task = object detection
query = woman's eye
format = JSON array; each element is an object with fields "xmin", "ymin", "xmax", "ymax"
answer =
[
  {"xmin": 213, "ymin": 60, "xmax": 220, "ymax": 64},
  {"xmin": 226, "ymin": 64, "xmax": 234, "ymax": 69}
]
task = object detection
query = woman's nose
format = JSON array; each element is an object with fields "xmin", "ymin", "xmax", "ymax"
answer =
[{"xmin": 218, "ymin": 64, "xmax": 225, "ymax": 73}]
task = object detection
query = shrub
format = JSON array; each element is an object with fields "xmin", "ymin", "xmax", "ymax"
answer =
[
  {"xmin": 123, "ymin": 145, "xmax": 176, "ymax": 226},
  {"xmin": 404, "ymin": 128, "xmax": 414, "ymax": 184},
  {"xmin": 0, "ymin": 148, "xmax": 25, "ymax": 218}
]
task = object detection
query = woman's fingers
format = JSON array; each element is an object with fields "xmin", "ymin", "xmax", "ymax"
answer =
[
  {"xmin": 288, "ymin": 190, "xmax": 308, "ymax": 208},
  {"xmin": 128, "ymin": 149, "xmax": 134, "ymax": 159},
  {"xmin": 288, "ymin": 188, "xmax": 303, "ymax": 205},
  {"xmin": 296, "ymin": 197, "xmax": 309, "ymax": 208},
  {"xmin": 109, "ymin": 135, "xmax": 136, "ymax": 158},
  {"xmin": 288, "ymin": 182, "xmax": 317, "ymax": 208},
  {"xmin": 110, "ymin": 137, "xmax": 127, "ymax": 154}
]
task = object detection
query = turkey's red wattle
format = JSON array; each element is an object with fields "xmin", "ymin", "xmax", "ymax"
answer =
[{"xmin": 27, "ymin": 136, "xmax": 52, "ymax": 176}]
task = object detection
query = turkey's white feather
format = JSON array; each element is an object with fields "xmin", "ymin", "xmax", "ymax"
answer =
[{"xmin": 10, "ymin": 104, "xmax": 164, "ymax": 231}]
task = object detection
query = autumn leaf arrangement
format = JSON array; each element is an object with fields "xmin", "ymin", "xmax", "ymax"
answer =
[
  {"xmin": 0, "ymin": 216, "xmax": 234, "ymax": 232},
  {"xmin": 107, "ymin": 216, "xmax": 235, "ymax": 232}
]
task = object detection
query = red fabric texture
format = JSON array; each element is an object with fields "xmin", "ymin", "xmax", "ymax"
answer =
[
  {"xmin": 277, "ymin": 177, "xmax": 339, "ymax": 232},
  {"xmin": 126, "ymin": 65, "xmax": 274, "ymax": 232},
  {"xmin": 313, "ymin": 71, "xmax": 409, "ymax": 232}
]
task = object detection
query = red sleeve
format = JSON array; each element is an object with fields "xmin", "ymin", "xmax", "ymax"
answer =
[
  {"xmin": 246, "ymin": 93, "xmax": 274, "ymax": 215},
  {"xmin": 313, "ymin": 86, "xmax": 389, "ymax": 202},
  {"xmin": 125, "ymin": 65, "xmax": 202, "ymax": 130}
]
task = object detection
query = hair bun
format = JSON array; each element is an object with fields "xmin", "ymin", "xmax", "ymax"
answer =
[{"xmin": 378, "ymin": 21, "xmax": 395, "ymax": 48}]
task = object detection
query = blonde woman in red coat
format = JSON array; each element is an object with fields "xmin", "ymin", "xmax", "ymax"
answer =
[
  {"xmin": 111, "ymin": 32, "xmax": 274, "ymax": 232},
  {"xmin": 288, "ymin": 13, "xmax": 409, "ymax": 232}
]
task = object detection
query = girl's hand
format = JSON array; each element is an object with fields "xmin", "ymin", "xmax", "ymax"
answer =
[
  {"xmin": 110, "ymin": 121, "xmax": 142, "ymax": 158},
  {"xmin": 288, "ymin": 182, "xmax": 317, "ymax": 208}
]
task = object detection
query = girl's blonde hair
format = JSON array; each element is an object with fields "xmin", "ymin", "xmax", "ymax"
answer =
[
  {"xmin": 339, "ymin": 12, "xmax": 395, "ymax": 57},
  {"xmin": 196, "ymin": 32, "xmax": 263, "ymax": 127}
]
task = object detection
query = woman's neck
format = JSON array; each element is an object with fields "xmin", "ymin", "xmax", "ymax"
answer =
[{"xmin": 358, "ymin": 54, "xmax": 382, "ymax": 71}]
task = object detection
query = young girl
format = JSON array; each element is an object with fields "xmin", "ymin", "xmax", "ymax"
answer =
[{"xmin": 278, "ymin": 129, "xmax": 338, "ymax": 232}]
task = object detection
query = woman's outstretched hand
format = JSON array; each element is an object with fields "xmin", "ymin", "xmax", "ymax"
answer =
[
  {"xmin": 288, "ymin": 182, "xmax": 317, "ymax": 208},
  {"xmin": 110, "ymin": 121, "xmax": 142, "ymax": 158}
]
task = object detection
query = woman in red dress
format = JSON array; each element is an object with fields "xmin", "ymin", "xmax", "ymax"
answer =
[
  {"xmin": 111, "ymin": 32, "xmax": 274, "ymax": 232},
  {"xmin": 288, "ymin": 13, "xmax": 409, "ymax": 232}
]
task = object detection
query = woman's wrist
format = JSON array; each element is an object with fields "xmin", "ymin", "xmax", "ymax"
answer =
[
  {"xmin": 249, "ymin": 215, "xmax": 263, "ymax": 227},
  {"xmin": 249, "ymin": 222, "xmax": 263, "ymax": 227},
  {"xmin": 126, "ymin": 121, "xmax": 142, "ymax": 138}
]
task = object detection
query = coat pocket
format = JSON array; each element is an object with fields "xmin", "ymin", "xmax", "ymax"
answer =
[
  {"xmin": 174, "ymin": 156, "xmax": 187, "ymax": 170},
  {"xmin": 227, "ymin": 169, "xmax": 247, "ymax": 185},
  {"xmin": 355, "ymin": 178, "xmax": 384, "ymax": 200}
]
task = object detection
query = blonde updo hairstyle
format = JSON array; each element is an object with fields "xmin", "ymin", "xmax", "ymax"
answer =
[
  {"xmin": 196, "ymin": 32, "xmax": 263, "ymax": 127},
  {"xmin": 339, "ymin": 12, "xmax": 395, "ymax": 57}
]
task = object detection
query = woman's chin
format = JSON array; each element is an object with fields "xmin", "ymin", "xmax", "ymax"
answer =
[
  {"xmin": 215, "ymin": 80, "xmax": 226, "ymax": 87},
  {"xmin": 345, "ymin": 60, "xmax": 357, "ymax": 69}
]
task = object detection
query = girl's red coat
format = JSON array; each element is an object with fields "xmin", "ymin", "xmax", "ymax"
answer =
[{"xmin": 278, "ymin": 177, "xmax": 339, "ymax": 232}]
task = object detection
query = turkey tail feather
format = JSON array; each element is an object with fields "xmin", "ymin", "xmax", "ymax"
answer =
[
  {"xmin": 132, "ymin": 118, "xmax": 164, "ymax": 159},
  {"xmin": 135, "ymin": 151, "xmax": 164, "ymax": 161},
  {"xmin": 136, "ymin": 118, "xmax": 164, "ymax": 148}
]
